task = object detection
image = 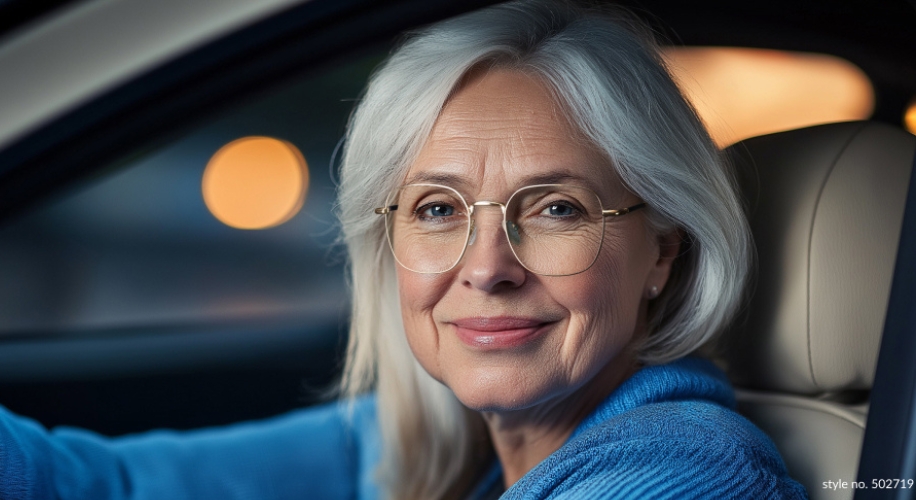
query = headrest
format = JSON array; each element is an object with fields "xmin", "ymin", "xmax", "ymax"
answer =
[{"xmin": 721, "ymin": 122, "xmax": 915, "ymax": 395}]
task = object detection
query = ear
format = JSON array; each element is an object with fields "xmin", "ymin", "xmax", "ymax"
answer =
[{"xmin": 644, "ymin": 229, "xmax": 682, "ymax": 299}]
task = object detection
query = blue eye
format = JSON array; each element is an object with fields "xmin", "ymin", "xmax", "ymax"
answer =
[
  {"xmin": 418, "ymin": 203, "xmax": 455, "ymax": 218},
  {"xmin": 543, "ymin": 203, "xmax": 577, "ymax": 217}
]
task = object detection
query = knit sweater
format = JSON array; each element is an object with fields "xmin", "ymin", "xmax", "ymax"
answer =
[
  {"xmin": 0, "ymin": 358, "xmax": 807, "ymax": 499},
  {"xmin": 471, "ymin": 358, "xmax": 808, "ymax": 498}
]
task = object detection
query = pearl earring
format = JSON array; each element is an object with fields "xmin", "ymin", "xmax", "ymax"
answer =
[{"xmin": 648, "ymin": 286, "xmax": 659, "ymax": 299}]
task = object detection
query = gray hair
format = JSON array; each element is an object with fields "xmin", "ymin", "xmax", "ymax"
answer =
[{"xmin": 336, "ymin": 1, "xmax": 751, "ymax": 498}]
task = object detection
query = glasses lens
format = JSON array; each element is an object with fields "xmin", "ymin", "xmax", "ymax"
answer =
[
  {"xmin": 386, "ymin": 184, "xmax": 470, "ymax": 273},
  {"xmin": 506, "ymin": 185, "xmax": 605, "ymax": 275}
]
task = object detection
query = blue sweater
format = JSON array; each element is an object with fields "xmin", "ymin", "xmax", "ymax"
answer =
[{"xmin": 0, "ymin": 358, "xmax": 806, "ymax": 499}]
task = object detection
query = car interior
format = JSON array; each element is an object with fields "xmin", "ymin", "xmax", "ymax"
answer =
[
  {"xmin": 0, "ymin": 0, "xmax": 914, "ymax": 499},
  {"xmin": 720, "ymin": 121, "xmax": 916, "ymax": 498}
]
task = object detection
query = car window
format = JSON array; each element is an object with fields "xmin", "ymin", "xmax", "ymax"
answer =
[{"xmin": 0, "ymin": 47, "xmax": 386, "ymax": 337}]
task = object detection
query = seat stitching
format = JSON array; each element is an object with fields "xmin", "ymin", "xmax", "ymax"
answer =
[{"xmin": 806, "ymin": 121, "xmax": 869, "ymax": 390}]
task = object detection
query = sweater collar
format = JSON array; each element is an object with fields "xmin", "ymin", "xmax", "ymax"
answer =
[
  {"xmin": 467, "ymin": 358, "xmax": 736, "ymax": 499},
  {"xmin": 568, "ymin": 357, "xmax": 736, "ymax": 442}
]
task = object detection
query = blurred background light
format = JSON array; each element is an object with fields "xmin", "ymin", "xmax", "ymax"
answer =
[
  {"xmin": 202, "ymin": 137, "xmax": 308, "ymax": 229},
  {"xmin": 663, "ymin": 47, "xmax": 875, "ymax": 147},
  {"xmin": 905, "ymin": 99, "xmax": 916, "ymax": 135}
]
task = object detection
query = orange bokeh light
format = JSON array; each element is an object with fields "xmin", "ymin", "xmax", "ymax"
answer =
[
  {"xmin": 663, "ymin": 47, "xmax": 875, "ymax": 147},
  {"xmin": 202, "ymin": 136, "xmax": 309, "ymax": 229},
  {"xmin": 905, "ymin": 100, "xmax": 916, "ymax": 135}
]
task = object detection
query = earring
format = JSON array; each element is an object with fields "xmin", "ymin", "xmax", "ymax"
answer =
[{"xmin": 647, "ymin": 286, "xmax": 659, "ymax": 299}]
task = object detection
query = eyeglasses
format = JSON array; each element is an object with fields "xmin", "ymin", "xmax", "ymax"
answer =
[{"xmin": 374, "ymin": 183, "xmax": 646, "ymax": 276}]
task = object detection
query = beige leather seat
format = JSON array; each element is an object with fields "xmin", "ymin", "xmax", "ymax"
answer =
[{"xmin": 719, "ymin": 121, "xmax": 916, "ymax": 500}]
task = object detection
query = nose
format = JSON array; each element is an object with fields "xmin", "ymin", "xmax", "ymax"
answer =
[{"xmin": 457, "ymin": 208, "xmax": 527, "ymax": 292}]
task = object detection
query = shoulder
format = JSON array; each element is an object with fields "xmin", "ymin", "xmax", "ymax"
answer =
[{"xmin": 506, "ymin": 400, "xmax": 808, "ymax": 499}]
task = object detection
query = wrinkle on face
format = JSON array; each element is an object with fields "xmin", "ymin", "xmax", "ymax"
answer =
[
  {"xmin": 389, "ymin": 68, "xmax": 681, "ymax": 488},
  {"xmin": 396, "ymin": 68, "xmax": 664, "ymax": 414},
  {"xmin": 413, "ymin": 74, "xmax": 612, "ymax": 201}
]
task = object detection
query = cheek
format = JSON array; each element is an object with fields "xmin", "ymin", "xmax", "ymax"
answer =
[
  {"xmin": 573, "ymin": 245, "xmax": 632, "ymax": 317},
  {"xmin": 397, "ymin": 269, "xmax": 443, "ymax": 314},
  {"xmin": 396, "ymin": 268, "xmax": 451, "ymax": 378},
  {"xmin": 597, "ymin": 231, "xmax": 657, "ymax": 306},
  {"xmin": 560, "ymin": 240, "xmax": 647, "ymax": 360}
]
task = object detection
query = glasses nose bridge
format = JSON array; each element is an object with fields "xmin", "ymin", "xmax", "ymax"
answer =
[
  {"xmin": 468, "ymin": 200, "xmax": 508, "ymax": 227},
  {"xmin": 467, "ymin": 199, "xmax": 511, "ymax": 247},
  {"xmin": 470, "ymin": 200, "xmax": 508, "ymax": 225},
  {"xmin": 469, "ymin": 200, "xmax": 507, "ymax": 214}
]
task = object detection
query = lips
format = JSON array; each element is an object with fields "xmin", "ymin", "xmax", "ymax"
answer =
[{"xmin": 451, "ymin": 316, "xmax": 553, "ymax": 349}]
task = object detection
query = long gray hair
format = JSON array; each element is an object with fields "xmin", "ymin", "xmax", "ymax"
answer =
[{"xmin": 336, "ymin": 1, "xmax": 750, "ymax": 498}]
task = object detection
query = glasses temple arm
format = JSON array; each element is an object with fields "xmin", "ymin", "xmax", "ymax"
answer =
[
  {"xmin": 602, "ymin": 202, "xmax": 647, "ymax": 217},
  {"xmin": 374, "ymin": 204, "xmax": 399, "ymax": 215}
]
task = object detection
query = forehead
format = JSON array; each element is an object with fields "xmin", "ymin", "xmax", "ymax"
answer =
[{"xmin": 406, "ymin": 69, "xmax": 623, "ymax": 197}]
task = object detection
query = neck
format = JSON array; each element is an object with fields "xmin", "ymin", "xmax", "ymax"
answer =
[{"xmin": 482, "ymin": 356, "xmax": 639, "ymax": 488}]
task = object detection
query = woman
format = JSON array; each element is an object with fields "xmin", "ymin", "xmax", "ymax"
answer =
[
  {"xmin": 0, "ymin": 1, "xmax": 805, "ymax": 498},
  {"xmin": 337, "ymin": 0, "xmax": 805, "ymax": 498}
]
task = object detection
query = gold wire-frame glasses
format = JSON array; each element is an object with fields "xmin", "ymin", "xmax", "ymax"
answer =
[{"xmin": 374, "ymin": 183, "xmax": 646, "ymax": 276}]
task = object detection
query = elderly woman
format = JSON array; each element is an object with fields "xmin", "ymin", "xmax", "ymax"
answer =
[{"xmin": 0, "ymin": 0, "xmax": 805, "ymax": 499}]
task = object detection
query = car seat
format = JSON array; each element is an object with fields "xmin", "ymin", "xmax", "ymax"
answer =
[{"xmin": 718, "ymin": 121, "xmax": 916, "ymax": 500}]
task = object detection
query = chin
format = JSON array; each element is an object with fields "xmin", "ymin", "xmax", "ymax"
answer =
[
  {"xmin": 454, "ymin": 394, "xmax": 533, "ymax": 413},
  {"xmin": 445, "ymin": 368, "xmax": 559, "ymax": 413}
]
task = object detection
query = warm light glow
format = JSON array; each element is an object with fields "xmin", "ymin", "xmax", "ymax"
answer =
[
  {"xmin": 202, "ymin": 137, "xmax": 309, "ymax": 229},
  {"xmin": 905, "ymin": 100, "xmax": 916, "ymax": 135},
  {"xmin": 663, "ymin": 47, "xmax": 875, "ymax": 147}
]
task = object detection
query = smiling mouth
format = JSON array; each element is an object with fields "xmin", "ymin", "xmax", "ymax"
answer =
[{"xmin": 451, "ymin": 316, "xmax": 553, "ymax": 349}]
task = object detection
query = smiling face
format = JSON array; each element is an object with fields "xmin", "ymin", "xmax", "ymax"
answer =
[{"xmin": 396, "ymin": 69, "xmax": 675, "ymax": 412}]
